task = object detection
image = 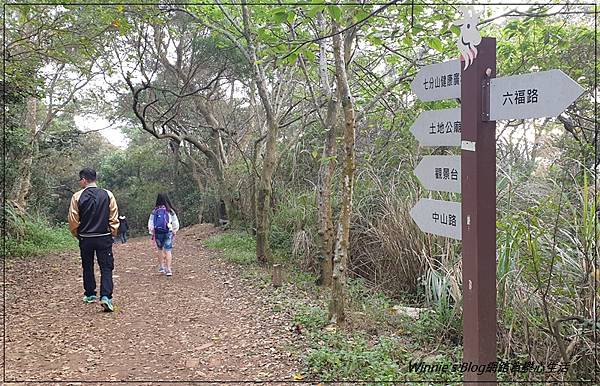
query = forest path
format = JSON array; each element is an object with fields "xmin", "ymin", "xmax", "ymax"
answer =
[{"xmin": 4, "ymin": 224, "xmax": 304, "ymax": 385}]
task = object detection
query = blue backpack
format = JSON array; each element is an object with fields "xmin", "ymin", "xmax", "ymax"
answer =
[{"xmin": 153, "ymin": 206, "xmax": 170, "ymax": 234}]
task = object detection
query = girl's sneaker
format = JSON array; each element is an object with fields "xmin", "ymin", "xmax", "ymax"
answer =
[
  {"xmin": 165, "ymin": 270, "xmax": 173, "ymax": 276},
  {"xmin": 158, "ymin": 266, "xmax": 166, "ymax": 273}
]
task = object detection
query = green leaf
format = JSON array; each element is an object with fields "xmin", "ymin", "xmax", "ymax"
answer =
[
  {"xmin": 307, "ymin": 5, "xmax": 326, "ymax": 18},
  {"xmin": 286, "ymin": 51, "xmax": 299, "ymax": 65},
  {"xmin": 385, "ymin": 55, "xmax": 398, "ymax": 65},
  {"xmin": 273, "ymin": 11, "xmax": 288, "ymax": 24},
  {"xmin": 327, "ymin": 5, "xmax": 342, "ymax": 22},
  {"xmin": 287, "ymin": 11, "xmax": 296, "ymax": 24},
  {"xmin": 368, "ymin": 34, "xmax": 383, "ymax": 46},
  {"xmin": 303, "ymin": 49, "xmax": 316, "ymax": 62},
  {"xmin": 427, "ymin": 37, "xmax": 444, "ymax": 53},
  {"xmin": 354, "ymin": 9, "xmax": 370, "ymax": 22}
]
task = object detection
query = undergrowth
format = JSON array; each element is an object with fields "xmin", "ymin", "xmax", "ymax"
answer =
[
  {"xmin": 4, "ymin": 210, "xmax": 77, "ymax": 258},
  {"xmin": 203, "ymin": 231, "xmax": 256, "ymax": 265},
  {"xmin": 205, "ymin": 232, "xmax": 463, "ymax": 383}
]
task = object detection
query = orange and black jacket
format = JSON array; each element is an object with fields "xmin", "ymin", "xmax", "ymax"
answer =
[{"xmin": 68, "ymin": 185, "xmax": 119, "ymax": 238}]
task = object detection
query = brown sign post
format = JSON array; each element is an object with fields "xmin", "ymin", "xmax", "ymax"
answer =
[
  {"xmin": 461, "ymin": 37, "xmax": 497, "ymax": 384},
  {"xmin": 411, "ymin": 10, "xmax": 582, "ymax": 382}
]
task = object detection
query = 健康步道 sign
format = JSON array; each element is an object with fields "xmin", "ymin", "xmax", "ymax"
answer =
[{"xmin": 410, "ymin": 59, "xmax": 461, "ymax": 102}]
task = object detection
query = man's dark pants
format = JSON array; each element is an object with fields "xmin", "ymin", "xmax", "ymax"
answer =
[{"xmin": 79, "ymin": 235, "xmax": 114, "ymax": 299}]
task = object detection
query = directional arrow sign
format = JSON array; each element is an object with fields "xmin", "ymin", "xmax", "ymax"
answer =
[
  {"xmin": 415, "ymin": 156, "xmax": 461, "ymax": 193},
  {"xmin": 410, "ymin": 198, "xmax": 461, "ymax": 240},
  {"xmin": 490, "ymin": 69, "xmax": 584, "ymax": 120},
  {"xmin": 410, "ymin": 108, "xmax": 461, "ymax": 147},
  {"xmin": 411, "ymin": 59, "xmax": 461, "ymax": 101}
]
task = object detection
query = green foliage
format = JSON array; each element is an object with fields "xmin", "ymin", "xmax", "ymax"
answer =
[
  {"xmin": 6, "ymin": 3, "xmax": 596, "ymax": 381},
  {"xmin": 292, "ymin": 304, "xmax": 328, "ymax": 331},
  {"xmin": 269, "ymin": 189, "xmax": 317, "ymax": 260},
  {"xmin": 204, "ymin": 231, "xmax": 257, "ymax": 265},
  {"xmin": 289, "ymin": 277, "xmax": 461, "ymax": 382},
  {"xmin": 495, "ymin": 164, "xmax": 598, "ymax": 380},
  {"xmin": 5, "ymin": 209, "xmax": 77, "ymax": 258},
  {"xmin": 346, "ymin": 278, "xmax": 392, "ymax": 323},
  {"xmin": 306, "ymin": 333, "xmax": 401, "ymax": 382}
]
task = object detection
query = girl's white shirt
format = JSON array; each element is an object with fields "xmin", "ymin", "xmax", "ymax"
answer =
[{"xmin": 148, "ymin": 209, "xmax": 180, "ymax": 234}]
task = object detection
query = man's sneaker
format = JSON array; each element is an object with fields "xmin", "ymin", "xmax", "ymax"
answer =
[
  {"xmin": 99, "ymin": 296, "xmax": 114, "ymax": 312},
  {"xmin": 165, "ymin": 270, "xmax": 173, "ymax": 277},
  {"xmin": 158, "ymin": 266, "xmax": 166, "ymax": 273},
  {"xmin": 83, "ymin": 295, "xmax": 97, "ymax": 303}
]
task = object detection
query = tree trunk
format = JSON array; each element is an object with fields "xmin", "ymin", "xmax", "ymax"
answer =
[
  {"xmin": 328, "ymin": 22, "xmax": 356, "ymax": 326},
  {"xmin": 197, "ymin": 99, "xmax": 233, "ymax": 223},
  {"xmin": 250, "ymin": 138, "xmax": 261, "ymax": 235},
  {"xmin": 256, "ymin": 149, "xmax": 275, "ymax": 263},
  {"xmin": 242, "ymin": 2, "xmax": 279, "ymax": 264},
  {"xmin": 11, "ymin": 96, "xmax": 38, "ymax": 212},
  {"xmin": 317, "ymin": 98, "xmax": 339, "ymax": 286},
  {"xmin": 315, "ymin": 12, "xmax": 339, "ymax": 287}
]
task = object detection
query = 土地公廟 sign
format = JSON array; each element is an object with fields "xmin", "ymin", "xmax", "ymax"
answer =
[{"xmin": 410, "ymin": 107, "xmax": 461, "ymax": 147}]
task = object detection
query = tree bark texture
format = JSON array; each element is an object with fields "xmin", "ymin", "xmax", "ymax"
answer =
[
  {"xmin": 328, "ymin": 22, "xmax": 356, "ymax": 326},
  {"xmin": 242, "ymin": 2, "xmax": 279, "ymax": 264},
  {"xmin": 315, "ymin": 12, "xmax": 339, "ymax": 287},
  {"xmin": 317, "ymin": 99, "xmax": 339, "ymax": 286},
  {"xmin": 10, "ymin": 96, "xmax": 38, "ymax": 212}
]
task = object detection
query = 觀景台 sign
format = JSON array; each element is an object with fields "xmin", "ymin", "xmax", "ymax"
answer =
[{"xmin": 414, "ymin": 155, "xmax": 461, "ymax": 193}]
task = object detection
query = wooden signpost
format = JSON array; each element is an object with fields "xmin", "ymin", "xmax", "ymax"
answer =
[{"xmin": 409, "ymin": 7, "xmax": 584, "ymax": 385}]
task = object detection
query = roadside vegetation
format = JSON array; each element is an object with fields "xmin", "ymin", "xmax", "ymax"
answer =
[{"xmin": 5, "ymin": 3, "xmax": 596, "ymax": 383}]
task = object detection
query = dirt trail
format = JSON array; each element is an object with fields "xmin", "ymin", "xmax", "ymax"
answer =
[{"xmin": 3, "ymin": 224, "xmax": 305, "ymax": 385}]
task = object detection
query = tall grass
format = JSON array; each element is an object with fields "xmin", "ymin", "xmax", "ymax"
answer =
[
  {"xmin": 270, "ymin": 190, "xmax": 318, "ymax": 269},
  {"xmin": 4, "ymin": 205, "xmax": 77, "ymax": 258},
  {"xmin": 495, "ymin": 167, "xmax": 598, "ymax": 382}
]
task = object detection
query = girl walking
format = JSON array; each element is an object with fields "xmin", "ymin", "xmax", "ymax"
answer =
[{"xmin": 148, "ymin": 193, "xmax": 180, "ymax": 276}]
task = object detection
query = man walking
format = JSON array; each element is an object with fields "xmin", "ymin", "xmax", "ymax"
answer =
[{"xmin": 68, "ymin": 167, "xmax": 119, "ymax": 312}]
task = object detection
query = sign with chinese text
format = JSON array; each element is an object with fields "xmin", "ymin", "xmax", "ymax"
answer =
[
  {"xmin": 411, "ymin": 59, "xmax": 461, "ymax": 101},
  {"xmin": 410, "ymin": 108, "xmax": 461, "ymax": 147},
  {"xmin": 489, "ymin": 69, "xmax": 584, "ymax": 120},
  {"xmin": 415, "ymin": 155, "xmax": 461, "ymax": 193},
  {"xmin": 409, "ymin": 198, "xmax": 462, "ymax": 240}
]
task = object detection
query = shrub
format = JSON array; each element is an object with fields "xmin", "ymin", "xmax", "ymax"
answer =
[{"xmin": 5, "ymin": 207, "xmax": 77, "ymax": 258}]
